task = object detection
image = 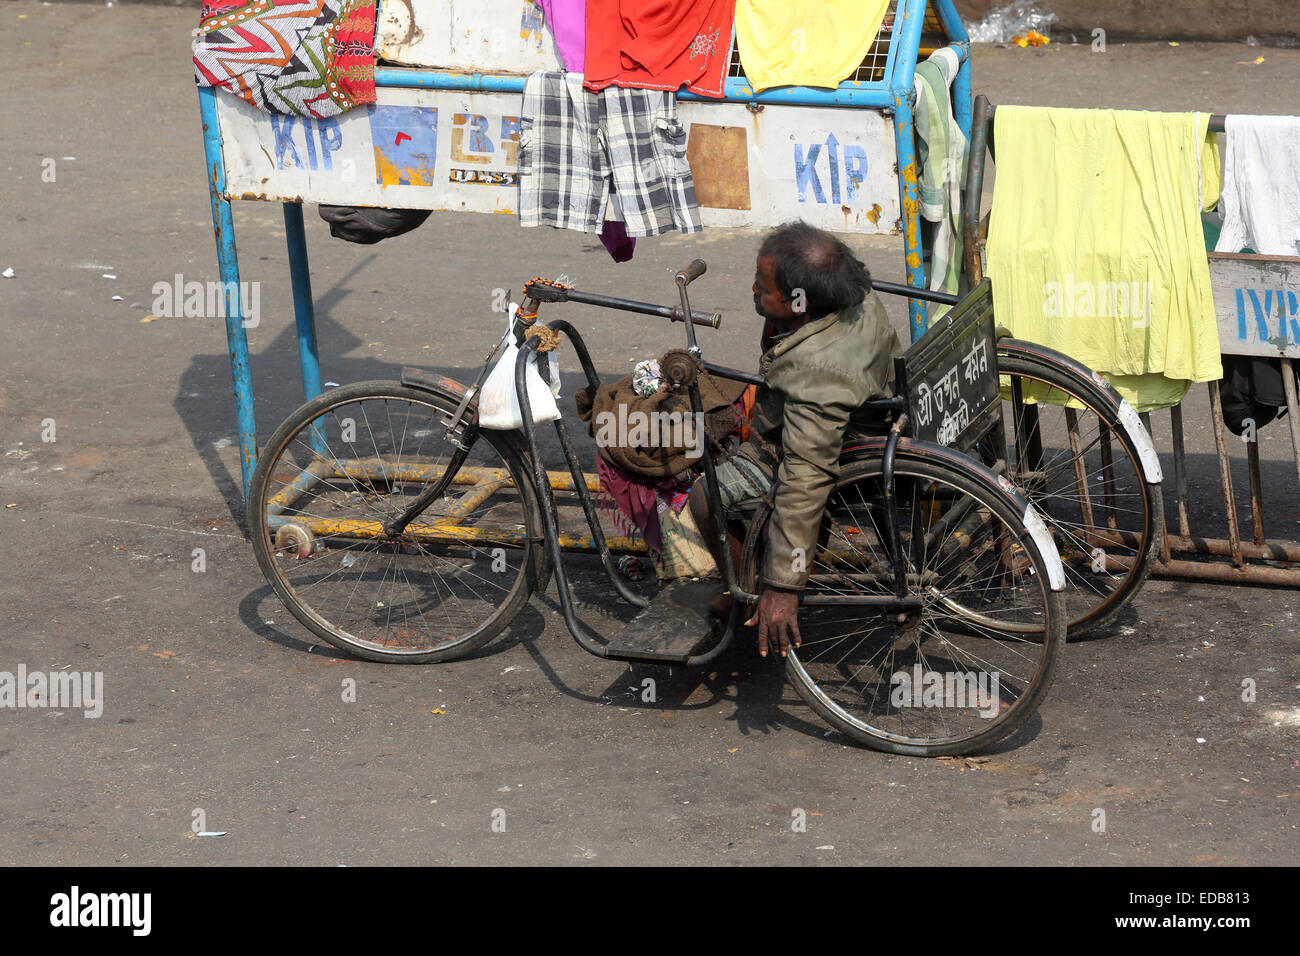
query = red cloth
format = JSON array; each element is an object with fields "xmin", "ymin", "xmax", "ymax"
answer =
[
  {"xmin": 584, "ymin": 0, "xmax": 734, "ymax": 98},
  {"xmin": 332, "ymin": 1, "xmax": 378, "ymax": 109}
]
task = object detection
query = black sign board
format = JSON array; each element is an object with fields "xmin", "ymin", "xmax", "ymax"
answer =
[{"xmin": 899, "ymin": 279, "xmax": 999, "ymax": 452}]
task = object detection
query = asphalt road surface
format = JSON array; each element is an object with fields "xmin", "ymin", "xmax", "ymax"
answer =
[{"xmin": 1, "ymin": 3, "xmax": 1297, "ymax": 865}]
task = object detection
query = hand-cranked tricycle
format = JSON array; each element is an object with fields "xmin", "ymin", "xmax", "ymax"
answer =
[{"xmin": 247, "ymin": 260, "xmax": 1156, "ymax": 756}]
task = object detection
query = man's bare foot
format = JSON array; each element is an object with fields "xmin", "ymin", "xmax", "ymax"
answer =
[{"xmin": 709, "ymin": 593, "xmax": 733, "ymax": 619}]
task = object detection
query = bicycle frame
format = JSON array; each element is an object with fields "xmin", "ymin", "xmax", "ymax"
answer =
[
  {"xmin": 503, "ymin": 270, "xmax": 968, "ymax": 664},
  {"xmin": 363, "ymin": 263, "xmax": 1034, "ymax": 667}
]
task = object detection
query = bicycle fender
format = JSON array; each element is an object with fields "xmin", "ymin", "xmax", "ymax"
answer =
[
  {"xmin": 401, "ymin": 366, "xmax": 472, "ymax": 402},
  {"xmin": 1018, "ymin": 499, "xmax": 1067, "ymax": 592},
  {"xmin": 998, "ymin": 339, "xmax": 1163, "ymax": 484},
  {"xmin": 841, "ymin": 437, "xmax": 1068, "ymax": 592},
  {"xmin": 1113, "ymin": 399, "xmax": 1163, "ymax": 484}
]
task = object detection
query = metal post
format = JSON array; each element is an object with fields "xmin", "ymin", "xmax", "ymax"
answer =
[
  {"xmin": 283, "ymin": 202, "xmax": 322, "ymax": 402},
  {"xmin": 892, "ymin": 0, "xmax": 929, "ymax": 340},
  {"xmin": 951, "ymin": 43, "xmax": 973, "ymax": 142},
  {"xmin": 928, "ymin": 0, "xmax": 973, "ymax": 139},
  {"xmin": 1282, "ymin": 357, "xmax": 1300, "ymax": 492},
  {"xmin": 1065, "ymin": 408, "xmax": 1096, "ymax": 533},
  {"xmin": 199, "ymin": 86, "xmax": 258, "ymax": 497},
  {"xmin": 1246, "ymin": 435, "xmax": 1266, "ymax": 546},
  {"xmin": 1098, "ymin": 422, "xmax": 1117, "ymax": 529},
  {"xmin": 893, "ymin": 93, "xmax": 926, "ymax": 339},
  {"xmin": 1169, "ymin": 402, "xmax": 1192, "ymax": 539},
  {"xmin": 1207, "ymin": 382, "xmax": 1245, "ymax": 567}
]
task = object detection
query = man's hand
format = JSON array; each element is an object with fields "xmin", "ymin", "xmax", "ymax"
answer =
[{"xmin": 745, "ymin": 587, "xmax": 802, "ymax": 658}]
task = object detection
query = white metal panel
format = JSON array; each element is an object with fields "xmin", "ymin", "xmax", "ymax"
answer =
[
  {"xmin": 1209, "ymin": 253, "xmax": 1300, "ymax": 358},
  {"xmin": 216, "ymin": 88, "xmax": 900, "ymax": 235},
  {"xmin": 677, "ymin": 102, "xmax": 899, "ymax": 234},
  {"xmin": 376, "ymin": 0, "xmax": 562, "ymax": 73},
  {"xmin": 217, "ymin": 88, "xmax": 524, "ymax": 213}
]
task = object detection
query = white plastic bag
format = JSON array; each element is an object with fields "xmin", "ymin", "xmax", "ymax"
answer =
[{"xmin": 477, "ymin": 306, "xmax": 562, "ymax": 430}]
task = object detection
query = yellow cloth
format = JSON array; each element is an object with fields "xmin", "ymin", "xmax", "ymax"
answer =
[
  {"xmin": 986, "ymin": 106, "xmax": 1223, "ymax": 412},
  {"xmin": 1201, "ymin": 132, "xmax": 1222, "ymax": 213},
  {"xmin": 734, "ymin": 0, "xmax": 889, "ymax": 93}
]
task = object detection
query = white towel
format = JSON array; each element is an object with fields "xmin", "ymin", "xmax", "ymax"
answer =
[{"xmin": 1216, "ymin": 114, "xmax": 1300, "ymax": 257}]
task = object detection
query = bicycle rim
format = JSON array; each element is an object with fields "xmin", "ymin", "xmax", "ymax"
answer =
[
  {"xmin": 774, "ymin": 455, "xmax": 1063, "ymax": 756},
  {"xmin": 249, "ymin": 382, "xmax": 541, "ymax": 663},
  {"xmin": 993, "ymin": 355, "xmax": 1161, "ymax": 637}
]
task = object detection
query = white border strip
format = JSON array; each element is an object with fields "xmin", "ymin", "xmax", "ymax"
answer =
[
  {"xmin": 1116, "ymin": 400, "xmax": 1164, "ymax": 483},
  {"xmin": 1022, "ymin": 504, "xmax": 1067, "ymax": 591}
]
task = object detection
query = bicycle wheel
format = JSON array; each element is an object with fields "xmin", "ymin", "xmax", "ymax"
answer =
[
  {"xmin": 743, "ymin": 446, "xmax": 1065, "ymax": 757},
  {"xmin": 991, "ymin": 344, "xmax": 1163, "ymax": 638},
  {"xmin": 249, "ymin": 381, "xmax": 545, "ymax": 663}
]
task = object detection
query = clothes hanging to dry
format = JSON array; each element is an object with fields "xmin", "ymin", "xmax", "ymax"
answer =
[
  {"xmin": 986, "ymin": 106, "xmax": 1224, "ymax": 412},
  {"xmin": 583, "ymin": 0, "xmax": 735, "ymax": 98},
  {"xmin": 913, "ymin": 47, "xmax": 966, "ymax": 305},
  {"xmin": 193, "ymin": 0, "xmax": 377, "ymax": 118},
  {"xmin": 1215, "ymin": 114, "xmax": 1300, "ymax": 257},
  {"xmin": 733, "ymin": 0, "xmax": 888, "ymax": 93},
  {"xmin": 538, "ymin": 0, "xmax": 587, "ymax": 72},
  {"xmin": 519, "ymin": 71, "xmax": 702, "ymax": 238}
]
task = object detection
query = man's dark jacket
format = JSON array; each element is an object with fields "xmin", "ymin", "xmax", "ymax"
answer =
[{"xmin": 739, "ymin": 292, "xmax": 902, "ymax": 590}]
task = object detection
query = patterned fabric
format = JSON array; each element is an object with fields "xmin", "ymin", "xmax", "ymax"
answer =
[
  {"xmin": 519, "ymin": 72, "xmax": 606, "ymax": 232},
  {"xmin": 596, "ymin": 456, "xmax": 680, "ymax": 557},
  {"xmin": 603, "ymin": 85, "xmax": 701, "ymax": 235},
  {"xmin": 193, "ymin": 0, "xmax": 377, "ymax": 119},
  {"xmin": 519, "ymin": 71, "xmax": 701, "ymax": 237},
  {"xmin": 595, "ymin": 458, "xmax": 715, "ymax": 581},
  {"xmin": 913, "ymin": 49, "xmax": 966, "ymax": 310},
  {"xmin": 711, "ymin": 454, "xmax": 774, "ymax": 511}
]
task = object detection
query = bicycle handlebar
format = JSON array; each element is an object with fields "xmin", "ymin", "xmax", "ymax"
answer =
[
  {"xmin": 675, "ymin": 258, "xmax": 707, "ymax": 286},
  {"xmin": 522, "ymin": 281, "xmax": 722, "ymax": 329}
]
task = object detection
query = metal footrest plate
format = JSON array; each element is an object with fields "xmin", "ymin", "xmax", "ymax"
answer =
[{"xmin": 602, "ymin": 579, "xmax": 720, "ymax": 665}]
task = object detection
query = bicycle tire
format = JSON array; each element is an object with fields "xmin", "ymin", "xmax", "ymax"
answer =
[
  {"xmin": 249, "ymin": 380, "xmax": 545, "ymax": 663},
  {"xmin": 993, "ymin": 344, "xmax": 1163, "ymax": 638},
  {"xmin": 743, "ymin": 444, "xmax": 1065, "ymax": 757}
]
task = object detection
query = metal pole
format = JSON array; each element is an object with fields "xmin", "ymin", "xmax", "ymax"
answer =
[
  {"xmin": 1282, "ymin": 357, "xmax": 1300, "ymax": 492},
  {"xmin": 199, "ymin": 86, "xmax": 258, "ymax": 497},
  {"xmin": 892, "ymin": 0, "xmax": 930, "ymax": 340},
  {"xmin": 929, "ymin": 0, "xmax": 973, "ymax": 138},
  {"xmin": 1207, "ymin": 382, "xmax": 1245, "ymax": 567},
  {"xmin": 893, "ymin": 92, "xmax": 927, "ymax": 339},
  {"xmin": 282, "ymin": 202, "xmax": 322, "ymax": 402},
  {"xmin": 1169, "ymin": 402, "xmax": 1192, "ymax": 539}
]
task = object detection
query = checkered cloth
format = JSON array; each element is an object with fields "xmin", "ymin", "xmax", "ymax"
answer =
[{"xmin": 520, "ymin": 71, "xmax": 702, "ymax": 238}]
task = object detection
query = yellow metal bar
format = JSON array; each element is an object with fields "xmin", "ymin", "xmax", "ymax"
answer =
[
  {"xmin": 329, "ymin": 459, "xmax": 511, "ymax": 484},
  {"xmin": 545, "ymin": 471, "xmax": 602, "ymax": 492},
  {"xmin": 557, "ymin": 533, "xmax": 646, "ymax": 555},
  {"xmin": 278, "ymin": 514, "xmax": 650, "ymax": 555},
  {"xmin": 290, "ymin": 515, "xmax": 530, "ymax": 548},
  {"xmin": 437, "ymin": 474, "xmax": 511, "ymax": 526},
  {"xmin": 326, "ymin": 458, "xmax": 600, "ymax": 492},
  {"xmin": 283, "ymin": 457, "xmax": 616, "ymax": 551},
  {"xmin": 265, "ymin": 458, "xmax": 334, "ymax": 515}
]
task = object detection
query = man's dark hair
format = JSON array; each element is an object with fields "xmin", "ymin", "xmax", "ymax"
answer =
[{"xmin": 758, "ymin": 220, "xmax": 873, "ymax": 318}]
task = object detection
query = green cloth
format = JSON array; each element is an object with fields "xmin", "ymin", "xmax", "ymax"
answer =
[
  {"xmin": 913, "ymin": 55, "xmax": 966, "ymax": 309},
  {"xmin": 986, "ymin": 106, "xmax": 1223, "ymax": 412}
]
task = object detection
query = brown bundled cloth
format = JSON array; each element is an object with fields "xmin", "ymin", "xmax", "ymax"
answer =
[{"xmin": 574, "ymin": 364, "xmax": 748, "ymax": 478}]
